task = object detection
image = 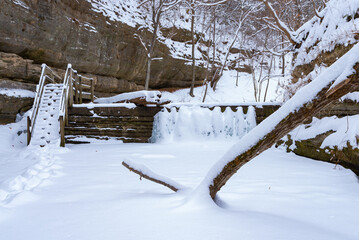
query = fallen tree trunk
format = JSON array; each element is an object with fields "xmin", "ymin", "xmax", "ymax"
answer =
[
  {"xmin": 122, "ymin": 44, "xmax": 359, "ymax": 202},
  {"xmin": 206, "ymin": 44, "xmax": 359, "ymax": 199}
]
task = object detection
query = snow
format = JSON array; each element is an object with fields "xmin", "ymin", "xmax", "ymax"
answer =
[
  {"xmin": 0, "ymin": 88, "xmax": 35, "ymax": 98},
  {"xmin": 93, "ymin": 70, "xmax": 283, "ymax": 105},
  {"xmin": 295, "ymin": 0, "xmax": 359, "ymax": 67},
  {"xmin": 162, "ymin": 70, "xmax": 282, "ymax": 103},
  {"xmin": 72, "ymin": 102, "xmax": 136, "ymax": 109},
  {"xmin": 0, "ymin": 134, "xmax": 359, "ymax": 239},
  {"xmin": 286, "ymin": 115, "xmax": 359, "ymax": 150},
  {"xmin": 2, "ymin": 1, "xmax": 359, "ymax": 235},
  {"xmin": 342, "ymin": 92, "xmax": 359, "ymax": 102},
  {"xmin": 85, "ymin": 0, "xmax": 146, "ymax": 27},
  {"xmin": 95, "ymin": 90, "xmax": 161, "ymax": 104},
  {"xmin": 11, "ymin": 0, "xmax": 29, "ymax": 10}
]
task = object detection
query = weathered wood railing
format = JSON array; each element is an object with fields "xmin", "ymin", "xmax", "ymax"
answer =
[
  {"xmin": 27, "ymin": 63, "xmax": 95, "ymax": 147},
  {"xmin": 59, "ymin": 64, "xmax": 95, "ymax": 146},
  {"xmin": 27, "ymin": 64, "xmax": 62, "ymax": 145}
]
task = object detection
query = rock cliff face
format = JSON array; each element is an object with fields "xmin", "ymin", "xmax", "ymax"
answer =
[
  {"xmin": 276, "ymin": 102, "xmax": 359, "ymax": 175},
  {"xmin": 0, "ymin": 0, "xmax": 207, "ymax": 123},
  {"xmin": 1, "ymin": 0, "xmax": 206, "ymax": 89}
]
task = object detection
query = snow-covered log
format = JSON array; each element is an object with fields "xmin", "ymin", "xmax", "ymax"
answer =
[
  {"xmin": 122, "ymin": 159, "xmax": 184, "ymax": 192},
  {"xmin": 205, "ymin": 43, "xmax": 359, "ymax": 199}
]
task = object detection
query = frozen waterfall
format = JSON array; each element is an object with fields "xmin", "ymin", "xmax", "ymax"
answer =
[{"xmin": 151, "ymin": 106, "xmax": 257, "ymax": 142}]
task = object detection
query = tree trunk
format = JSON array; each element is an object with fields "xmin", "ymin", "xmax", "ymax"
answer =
[
  {"xmin": 208, "ymin": 60, "xmax": 359, "ymax": 200},
  {"xmin": 189, "ymin": 5, "xmax": 196, "ymax": 97},
  {"xmin": 144, "ymin": 58, "xmax": 152, "ymax": 90},
  {"xmin": 211, "ymin": 8, "xmax": 216, "ymax": 84}
]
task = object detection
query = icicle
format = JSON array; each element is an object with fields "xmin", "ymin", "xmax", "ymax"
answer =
[
  {"xmin": 235, "ymin": 107, "xmax": 246, "ymax": 138},
  {"xmin": 151, "ymin": 105, "xmax": 258, "ymax": 142},
  {"xmin": 212, "ymin": 107, "xmax": 223, "ymax": 138},
  {"xmin": 246, "ymin": 106, "xmax": 257, "ymax": 133},
  {"xmin": 223, "ymin": 107, "xmax": 234, "ymax": 138}
]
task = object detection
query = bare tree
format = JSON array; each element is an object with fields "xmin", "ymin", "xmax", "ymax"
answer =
[
  {"xmin": 137, "ymin": 0, "xmax": 182, "ymax": 90},
  {"xmin": 184, "ymin": 0, "xmax": 228, "ymax": 97},
  {"xmin": 212, "ymin": 0, "xmax": 261, "ymax": 91}
]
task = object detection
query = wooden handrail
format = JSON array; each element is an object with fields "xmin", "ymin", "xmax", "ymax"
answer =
[
  {"xmin": 58, "ymin": 64, "xmax": 95, "ymax": 147},
  {"xmin": 27, "ymin": 63, "xmax": 95, "ymax": 146}
]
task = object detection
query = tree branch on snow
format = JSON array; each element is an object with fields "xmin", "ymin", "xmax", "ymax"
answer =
[{"xmin": 122, "ymin": 160, "xmax": 184, "ymax": 192}]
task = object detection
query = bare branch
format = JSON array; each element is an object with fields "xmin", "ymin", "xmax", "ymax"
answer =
[
  {"xmin": 122, "ymin": 160, "xmax": 183, "ymax": 192},
  {"xmin": 264, "ymin": 41, "xmax": 292, "ymax": 56},
  {"xmin": 311, "ymin": 0, "xmax": 324, "ymax": 20},
  {"xmin": 162, "ymin": 0, "xmax": 182, "ymax": 12},
  {"xmin": 322, "ymin": 0, "xmax": 327, "ymax": 8},
  {"xmin": 134, "ymin": 33, "xmax": 149, "ymax": 56},
  {"xmin": 260, "ymin": 0, "xmax": 299, "ymax": 46},
  {"xmin": 198, "ymin": 0, "xmax": 228, "ymax": 7}
]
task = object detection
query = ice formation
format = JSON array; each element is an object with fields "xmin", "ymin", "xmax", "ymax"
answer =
[{"xmin": 151, "ymin": 106, "xmax": 257, "ymax": 142}]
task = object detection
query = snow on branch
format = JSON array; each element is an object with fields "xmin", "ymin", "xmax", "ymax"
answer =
[
  {"xmin": 162, "ymin": 0, "xmax": 183, "ymax": 12},
  {"xmin": 122, "ymin": 159, "xmax": 184, "ymax": 192},
  {"xmin": 134, "ymin": 33, "xmax": 150, "ymax": 57},
  {"xmin": 260, "ymin": 0, "xmax": 299, "ymax": 46},
  {"xmin": 197, "ymin": 0, "xmax": 228, "ymax": 7},
  {"xmin": 311, "ymin": 0, "xmax": 324, "ymax": 20}
]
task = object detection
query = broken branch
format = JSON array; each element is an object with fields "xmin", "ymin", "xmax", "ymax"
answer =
[{"xmin": 122, "ymin": 160, "xmax": 183, "ymax": 192}]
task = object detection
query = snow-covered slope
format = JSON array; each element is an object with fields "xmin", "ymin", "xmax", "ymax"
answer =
[
  {"xmin": 295, "ymin": 0, "xmax": 359, "ymax": 67},
  {"xmin": 286, "ymin": 0, "xmax": 359, "ymax": 102}
]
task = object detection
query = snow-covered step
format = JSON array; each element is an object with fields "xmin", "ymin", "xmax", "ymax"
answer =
[{"xmin": 30, "ymin": 83, "xmax": 63, "ymax": 147}]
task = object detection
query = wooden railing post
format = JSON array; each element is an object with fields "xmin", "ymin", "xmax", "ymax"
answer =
[
  {"xmin": 69, "ymin": 70, "xmax": 73, "ymax": 107},
  {"xmin": 74, "ymin": 73, "xmax": 79, "ymax": 104},
  {"xmin": 91, "ymin": 77, "xmax": 95, "ymax": 102},
  {"xmin": 65, "ymin": 96, "xmax": 69, "ymax": 126},
  {"xmin": 60, "ymin": 116, "xmax": 65, "ymax": 147},
  {"xmin": 79, "ymin": 76, "xmax": 83, "ymax": 104},
  {"xmin": 27, "ymin": 116, "xmax": 31, "ymax": 145}
]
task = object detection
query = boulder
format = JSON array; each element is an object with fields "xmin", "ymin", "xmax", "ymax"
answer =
[{"xmin": 0, "ymin": 94, "xmax": 33, "ymax": 124}]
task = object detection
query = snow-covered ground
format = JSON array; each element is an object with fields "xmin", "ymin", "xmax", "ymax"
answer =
[
  {"xmin": 0, "ymin": 128, "xmax": 359, "ymax": 239},
  {"xmin": 162, "ymin": 70, "xmax": 284, "ymax": 103},
  {"xmin": 95, "ymin": 70, "xmax": 285, "ymax": 105}
]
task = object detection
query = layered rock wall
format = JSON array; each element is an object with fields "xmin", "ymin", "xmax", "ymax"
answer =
[
  {"xmin": 0, "ymin": 0, "xmax": 205, "ymax": 89},
  {"xmin": 0, "ymin": 0, "xmax": 207, "ymax": 124}
]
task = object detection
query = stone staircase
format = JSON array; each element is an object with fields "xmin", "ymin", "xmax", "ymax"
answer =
[{"xmin": 65, "ymin": 105, "xmax": 161, "ymax": 143}]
